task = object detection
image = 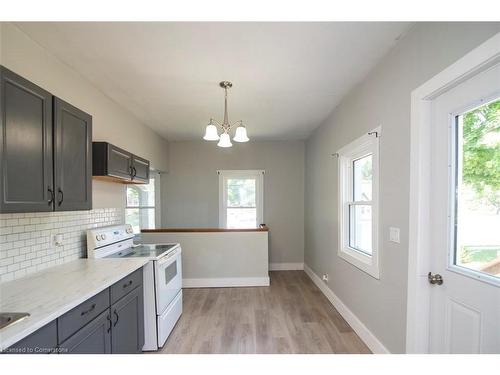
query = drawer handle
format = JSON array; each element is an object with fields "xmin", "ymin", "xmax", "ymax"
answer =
[
  {"xmin": 123, "ymin": 280, "xmax": 133, "ymax": 288},
  {"xmin": 113, "ymin": 310, "xmax": 119, "ymax": 327},
  {"xmin": 80, "ymin": 303, "xmax": 96, "ymax": 316},
  {"xmin": 106, "ymin": 314, "xmax": 112, "ymax": 333}
]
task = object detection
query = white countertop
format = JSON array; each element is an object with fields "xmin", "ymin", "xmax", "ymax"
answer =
[{"xmin": 0, "ymin": 258, "xmax": 149, "ymax": 350}]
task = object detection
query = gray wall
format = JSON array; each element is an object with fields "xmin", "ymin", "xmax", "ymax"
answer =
[
  {"xmin": 305, "ymin": 22, "xmax": 500, "ymax": 353},
  {"xmin": 164, "ymin": 141, "xmax": 304, "ymax": 265}
]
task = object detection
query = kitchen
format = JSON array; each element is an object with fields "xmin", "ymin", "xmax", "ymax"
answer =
[{"xmin": 1, "ymin": 7, "xmax": 500, "ymax": 374}]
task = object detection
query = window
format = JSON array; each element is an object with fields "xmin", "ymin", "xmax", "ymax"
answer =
[
  {"xmin": 125, "ymin": 171, "xmax": 161, "ymax": 233},
  {"xmin": 338, "ymin": 128, "xmax": 380, "ymax": 279},
  {"xmin": 451, "ymin": 98, "xmax": 500, "ymax": 282},
  {"xmin": 218, "ymin": 170, "xmax": 264, "ymax": 229}
]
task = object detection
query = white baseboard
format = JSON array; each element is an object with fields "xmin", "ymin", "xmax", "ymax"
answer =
[
  {"xmin": 183, "ymin": 276, "xmax": 270, "ymax": 288},
  {"xmin": 269, "ymin": 262, "xmax": 304, "ymax": 271},
  {"xmin": 304, "ymin": 264, "xmax": 390, "ymax": 354}
]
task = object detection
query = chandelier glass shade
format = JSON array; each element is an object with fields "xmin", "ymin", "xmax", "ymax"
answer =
[{"xmin": 203, "ymin": 81, "xmax": 249, "ymax": 147}]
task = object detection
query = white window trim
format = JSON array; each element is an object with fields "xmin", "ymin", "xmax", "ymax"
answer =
[
  {"xmin": 153, "ymin": 171, "xmax": 162, "ymax": 228},
  {"xmin": 337, "ymin": 127, "xmax": 380, "ymax": 279},
  {"xmin": 218, "ymin": 170, "xmax": 264, "ymax": 229}
]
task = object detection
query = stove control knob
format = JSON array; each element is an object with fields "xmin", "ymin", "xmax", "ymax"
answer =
[
  {"xmin": 95, "ymin": 235, "xmax": 101, "ymax": 241},
  {"xmin": 101, "ymin": 234, "xmax": 106, "ymax": 240}
]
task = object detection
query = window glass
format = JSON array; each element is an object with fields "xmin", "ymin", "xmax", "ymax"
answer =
[
  {"xmin": 349, "ymin": 204, "xmax": 372, "ymax": 254},
  {"xmin": 219, "ymin": 171, "xmax": 263, "ymax": 229},
  {"xmin": 454, "ymin": 99, "xmax": 500, "ymax": 279},
  {"xmin": 227, "ymin": 208, "xmax": 257, "ymax": 229},
  {"xmin": 227, "ymin": 178, "xmax": 256, "ymax": 207},
  {"xmin": 126, "ymin": 181, "xmax": 155, "ymax": 207},
  {"xmin": 353, "ymin": 155, "xmax": 372, "ymax": 201},
  {"xmin": 126, "ymin": 174, "xmax": 156, "ymax": 233}
]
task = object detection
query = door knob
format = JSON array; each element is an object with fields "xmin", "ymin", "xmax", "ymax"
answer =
[{"xmin": 428, "ymin": 272, "xmax": 443, "ymax": 285}]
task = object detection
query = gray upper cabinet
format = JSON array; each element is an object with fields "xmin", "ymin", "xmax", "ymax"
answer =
[
  {"xmin": 93, "ymin": 142, "xmax": 149, "ymax": 184},
  {"xmin": 54, "ymin": 98, "xmax": 92, "ymax": 211},
  {"xmin": 0, "ymin": 67, "xmax": 54, "ymax": 213},
  {"xmin": 108, "ymin": 144, "xmax": 133, "ymax": 179},
  {"xmin": 131, "ymin": 155, "xmax": 150, "ymax": 183},
  {"xmin": 0, "ymin": 66, "xmax": 92, "ymax": 213},
  {"xmin": 111, "ymin": 285, "xmax": 144, "ymax": 354}
]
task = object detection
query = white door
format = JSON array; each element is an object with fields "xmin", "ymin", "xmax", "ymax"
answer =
[{"xmin": 429, "ymin": 62, "xmax": 500, "ymax": 353}]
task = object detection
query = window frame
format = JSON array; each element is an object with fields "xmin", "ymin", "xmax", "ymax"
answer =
[
  {"xmin": 125, "ymin": 169, "xmax": 161, "ymax": 233},
  {"xmin": 218, "ymin": 170, "xmax": 264, "ymax": 229},
  {"xmin": 337, "ymin": 128, "xmax": 380, "ymax": 279}
]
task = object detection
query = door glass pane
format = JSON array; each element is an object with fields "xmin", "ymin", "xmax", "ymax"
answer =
[
  {"xmin": 353, "ymin": 155, "xmax": 373, "ymax": 201},
  {"xmin": 349, "ymin": 204, "xmax": 372, "ymax": 255},
  {"xmin": 227, "ymin": 178, "xmax": 256, "ymax": 207},
  {"xmin": 227, "ymin": 208, "xmax": 257, "ymax": 229},
  {"xmin": 454, "ymin": 99, "xmax": 500, "ymax": 278}
]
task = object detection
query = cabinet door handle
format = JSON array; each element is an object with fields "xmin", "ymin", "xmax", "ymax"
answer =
[
  {"xmin": 57, "ymin": 188, "xmax": 64, "ymax": 206},
  {"xmin": 106, "ymin": 313, "xmax": 112, "ymax": 333},
  {"xmin": 80, "ymin": 303, "xmax": 96, "ymax": 316},
  {"xmin": 129, "ymin": 165, "xmax": 135, "ymax": 180},
  {"xmin": 123, "ymin": 280, "xmax": 133, "ymax": 289},
  {"xmin": 132, "ymin": 166, "xmax": 137, "ymax": 178},
  {"xmin": 113, "ymin": 310, "xmax": 119, "ymax": 327},
  {"xmin": 47, "ymin": 187, "xmax": 55, "ymax": 205}
]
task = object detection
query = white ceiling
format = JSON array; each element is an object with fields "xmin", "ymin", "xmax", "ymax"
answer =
[{"xmin": 16, "ymin": 22, "xmax": 411, "ymax": 141}]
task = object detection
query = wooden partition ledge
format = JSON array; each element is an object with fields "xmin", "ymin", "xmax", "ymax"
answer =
[{"xmin": 141, "ymin": 226, "xmax": 269, "ymax": 233}]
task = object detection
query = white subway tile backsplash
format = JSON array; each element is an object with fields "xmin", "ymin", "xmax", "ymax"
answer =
[{"xmin": 0, "ymin": 208, "xmax": 123, "ymax": 283}]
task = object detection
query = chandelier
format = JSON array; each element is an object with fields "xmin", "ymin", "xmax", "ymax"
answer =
[{"xmin": 203, "ymin": 81, "xmax": 249, "ymax": 147}]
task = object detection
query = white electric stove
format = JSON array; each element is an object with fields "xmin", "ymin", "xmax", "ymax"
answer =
[{"xmin": 87, "ymin": 224, "xmax": 182, "ymax": 351}]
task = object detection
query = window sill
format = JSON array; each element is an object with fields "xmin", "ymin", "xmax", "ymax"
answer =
[{"xmin": 338, "ymin": 246, "xmax": 380, "ymax": 279}]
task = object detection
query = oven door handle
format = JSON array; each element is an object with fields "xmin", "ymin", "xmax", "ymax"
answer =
[{"xmin": 157, "ymin": 249, "xmax": 178, "ymax": 266}]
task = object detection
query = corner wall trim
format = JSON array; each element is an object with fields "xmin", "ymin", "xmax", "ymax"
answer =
[
  {"xmin": 269, "ymin": 262, "xmax": 304, "ymax": 271},
  {"xmin": 183, "ymin": 277, "xmax": 270, "ymax": 288},
  {"xmin": 304, "ymin": 264, "xmax": 390, "ymax": 354}
]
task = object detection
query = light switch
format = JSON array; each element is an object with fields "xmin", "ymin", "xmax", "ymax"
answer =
[{"xmin": 389, "ymin": 227, "xmax": 400, "ymax": 243}]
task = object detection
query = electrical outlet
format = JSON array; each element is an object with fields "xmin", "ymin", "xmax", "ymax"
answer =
[
  {"xmin": 389, "ymin": 227, "xmax": 400, "ymax": 243},
  {"xmin": 322, "ymin": 274, "xmax": 329, "ymax": 282},
  {"xmin": 53, "ymin": 234, "xmax": 64, "ymax": 247}
]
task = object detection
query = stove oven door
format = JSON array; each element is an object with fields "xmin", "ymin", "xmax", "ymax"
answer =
[{"xmin": 154, "ymin": 248, "xmax": 182, "ymax": 314}]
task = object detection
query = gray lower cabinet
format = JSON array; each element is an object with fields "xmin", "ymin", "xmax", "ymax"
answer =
[
  {"xmin": 5, "ymin": 320, "xmax": 57, "ymax": 354},
  {"xmin": 59, "ymin": 310, "xmax": 111, "ymax": 354},
  {"xmin": 111, "ymin": 285, "xmax": 145, "ymax": 354},
  {"xmin": 5, "ymin": 267, "xmax": 144, "ymax": 354}
]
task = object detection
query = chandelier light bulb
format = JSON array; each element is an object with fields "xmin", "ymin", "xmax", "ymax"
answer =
[
  {"xmin": 217, "ymin": 132, "xmax": 233, "ymax": 148},
  {"xmin": 233, "ymin": 123, "xmax": 249, "ymax": 143},
  {"xmin": 203, "ymin": 122, "xmax": 219, "ymax": 141}
]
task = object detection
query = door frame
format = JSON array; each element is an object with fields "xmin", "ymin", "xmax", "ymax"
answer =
[{"xmin": 406, "ymin": 32, "xmax": 500, "ymax": 353}]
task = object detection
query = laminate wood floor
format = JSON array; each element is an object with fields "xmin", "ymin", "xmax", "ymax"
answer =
[{"xmin": 158, "ymin": 271, "xmax": 371, "ymax": 354}]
